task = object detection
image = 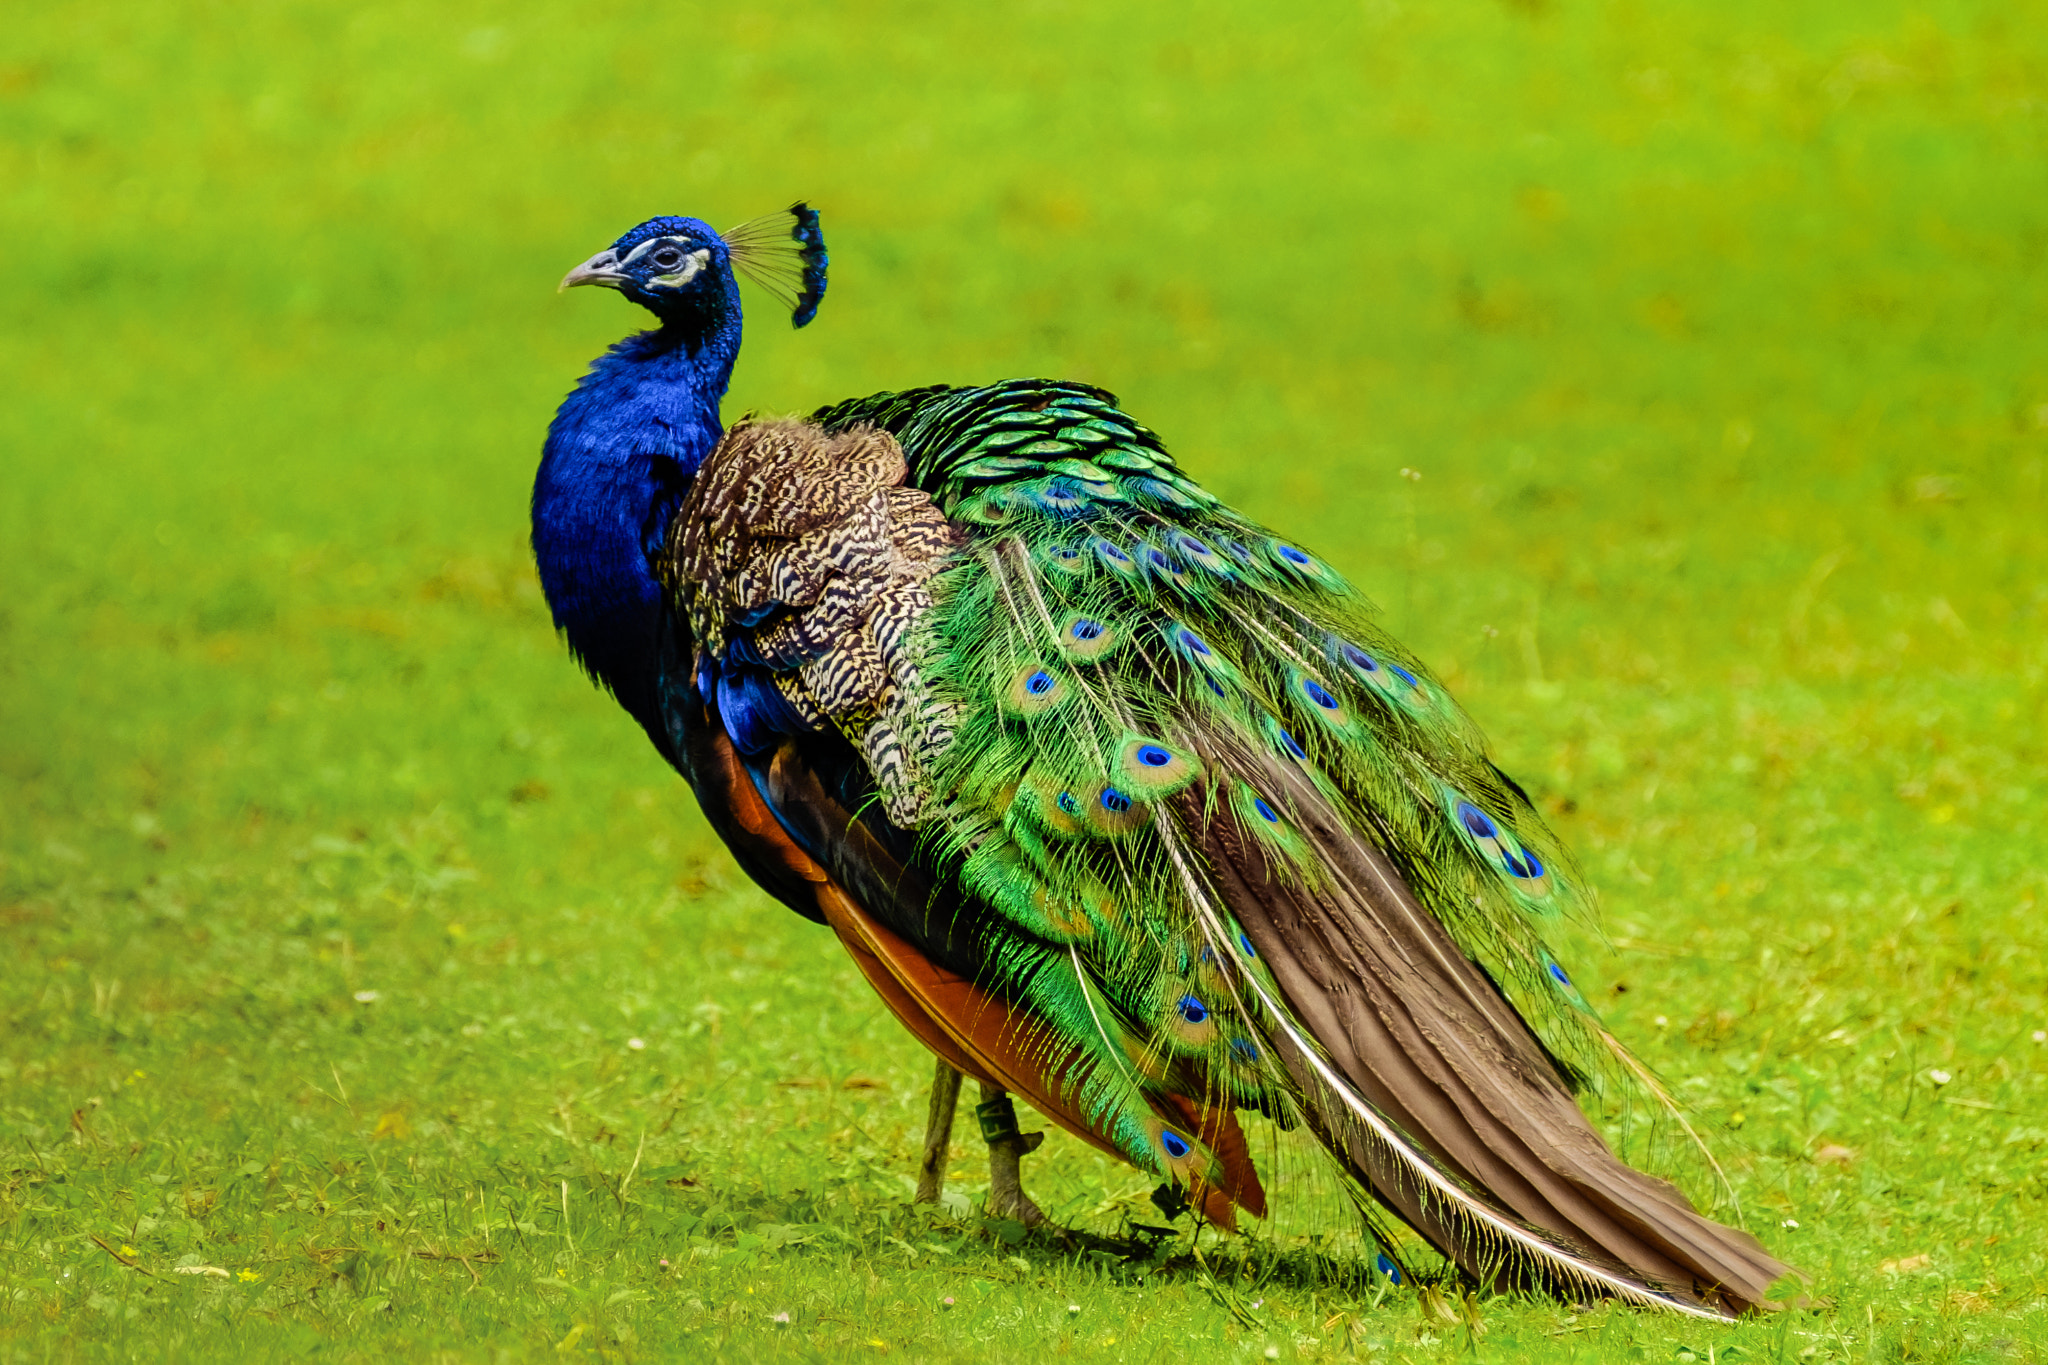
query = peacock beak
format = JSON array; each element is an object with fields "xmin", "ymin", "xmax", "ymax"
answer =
[{"xmin": 559, "ymin": 250, "xmax": 628, "ymax": 293}]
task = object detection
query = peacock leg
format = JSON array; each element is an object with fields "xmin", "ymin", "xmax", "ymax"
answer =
[
  {"xmin": 975, "ymin": 1083, "xmax": 1046, "ymax": 1226},
  {"xmin": 914, "ymin": 1059, "xmax": 964, "ymax": 1203}
]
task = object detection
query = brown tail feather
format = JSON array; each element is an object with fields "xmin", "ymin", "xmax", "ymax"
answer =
[{"xmin": 1202, "ymin": 795, "xmax": 1792, "ymax": 1316}]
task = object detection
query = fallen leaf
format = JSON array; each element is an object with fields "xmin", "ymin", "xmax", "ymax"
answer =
[
  {"xmin": 1879, "ymin": 1254, "xmax": 1932, "ymax": 1274},
  {"xmin": 174, "ymin": 1265, "xmax": 231, "ymax": 1278},
  {"xmin": 1814, "ymin": 1144, "xmax": 1856, "ymax": 1167}
]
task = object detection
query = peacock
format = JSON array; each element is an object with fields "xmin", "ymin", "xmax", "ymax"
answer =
[{"xmin": 530, "ymin": 204, "xmax": 1791, "ymax": 1318}]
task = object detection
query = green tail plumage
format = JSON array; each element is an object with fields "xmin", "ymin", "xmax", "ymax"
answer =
[
  {"xmin": 816, "ymin": 380, "xmax": 1789, "ymax": 1315},
  {"xmin": 819, "ymin": 380, "xmax": 1601, "ymax": 1118}
]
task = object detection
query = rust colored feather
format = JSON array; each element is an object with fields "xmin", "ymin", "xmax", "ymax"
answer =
[{"xmin": 698, "ymin": 717, "xmax": 1263, "ymax": 1226}]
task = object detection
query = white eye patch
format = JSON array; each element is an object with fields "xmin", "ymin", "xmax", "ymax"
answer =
[
  {"xmin": 652, "ymin": 249, "xmax": 711, "ymax": 287},
  {"xmin": 619, "ymin": 236, "xmax": 713, "ymax": 287}
]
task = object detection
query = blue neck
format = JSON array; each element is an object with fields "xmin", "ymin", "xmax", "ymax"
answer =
[{"xmin": 532, "ymin": 294, "xmax": 742, "ymax": 748}]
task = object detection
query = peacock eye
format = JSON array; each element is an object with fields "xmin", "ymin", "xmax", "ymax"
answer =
[{"xmin": 652, "ymin": 247, "xmax": 684, "ymax": 270}]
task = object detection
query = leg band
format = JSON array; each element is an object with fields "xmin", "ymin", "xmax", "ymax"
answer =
[{"xmin": 975, "ymin": 1094, "xmax": 1022, "ymax": 1145}]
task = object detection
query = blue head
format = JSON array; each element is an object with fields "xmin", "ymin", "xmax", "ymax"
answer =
[
  {"xmin": 560, "ymin": 207, "xmax": 827, "ymax": 332},
  {"xmin": 559, "ymin": 216, "xmax": 738, "ymax": 336},
  {"xmin": 534, "ymin": 205, "xmax": 827, "ymax": 754}
]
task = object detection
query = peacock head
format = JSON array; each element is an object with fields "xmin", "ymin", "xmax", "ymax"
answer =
[{"xmin": 559, "ymin": 205, "xmax": 827, "ymax": 330}]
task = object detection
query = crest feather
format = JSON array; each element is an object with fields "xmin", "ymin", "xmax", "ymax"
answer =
[{"xmin": 725, "ymin": 202, "xmax": 829, "ymax": 328}]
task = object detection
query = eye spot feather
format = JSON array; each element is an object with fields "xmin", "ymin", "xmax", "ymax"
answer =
[
  {"xmin": 1302, "ymin": 678, "xmax": 1340, "ymax": 710},
  {"xmin": 1093, "ymin": 539, "xmax": 1134, "ymax": 570},
  {"xmin": 1057, "ymin": 613, "xmax": 1117, "ymax": 662},
  {"xmin": 1002, "ymin": 663, "xmax": 1069, "ymax": 717},
  {"xmin": 1456, "ymin": 802, "xmax": 1499, "ymax": 839}
]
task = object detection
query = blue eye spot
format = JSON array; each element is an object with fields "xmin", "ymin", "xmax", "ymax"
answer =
[
  {"xmin": 1176, "ymin": 628, "xmax": 1211, "ymax": 656},
  {"xmin": 1377, "ymin": 1254, "xmax": 1403, "ymax": 1285},
  {"xmin": 1177, "ymin": 994, "xmax": 1209, "ymax": 1024},
  {"xmin": 1275, "ymin": 727, "xmax": 1306, "ymax": 761},
  {"xmin": 1100, "ymin": 787, "xmax": 1133, "ymax": 814},
  {"xmin": 1159, "ymin": 1128, "xmax": 1191, "ymax": 1159},
  {"xmin": 1071, "ymin": 619, "xmax": 1104, "ymax": 640},
  {"xmin": 1389, "ymin": 663, "xmax": 1419, "ymax": 687},
  {"xmin": 1252, "ymin": 798, "xmax": 1279, "ymax": 823},
  {"xmin": 1548, "ymin": 962, "xmax": 1572, "ymax": 988},
  {"xmin": 1025, "ymin": 671, "xmax": 1056, "ymax": 695},
  {"xmin": 1342, "ymin": 643, "xmax": 1380, "ymax": 673},
  {"xmin": 1224, "ymin": 540, "xmax": 1253, "ymax": 562},
  {"xmin": 1056, "ymin": 791, "xmax": 1082, "ymax": 816},
  {"xmin": 1456, "ymin": 802, "xmax": 1499, "ymax": 840},
  {"xmin": 1099, "ymin": 543, "xmax": 1131, "ymax": 564},
  {"xmin": 1230, "ymin": 1038, "xmax": 1260, "ymax": 1062},
  {"xmin": 1204, "ymin": 675, "xmax": 1226, "ymax": 697},
  {"xmin": 1302, "ymin": 678, "xmax": 1339, "ymax": 710},
  {"xmin": 1277, "ymin": 545, "xmax": 1312, "ymax": 566},
  {"xmin": 1137, "ymin": 745, "xmax": 1174, "ymax": 768},
  {"xmin": 1180, "ymin": 535, "xmax": 1211, "ymax": 556},
  {"xmin": 1051, "ymin": 546, "xmax": 1079, "ymax": 561},
  {"xmin": 1237, "ymin": 932, "xmax": 1257, "ymax": 958},
  {"xmin": 1148, "ymin": 548, "xmax": 1176, "ymax": 572},
  {"xmin": 1517, "ymin": 850, "xmax": 1546, "ymax": 879}
]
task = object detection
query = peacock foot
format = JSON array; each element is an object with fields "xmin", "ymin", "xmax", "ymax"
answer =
[
  {"xmin": 911, "ymin": 1064, "xmax": 1046, "ymax": 1227},
  {"xmin": 976, "ymin": 1083, "xmax": 1046, "ymax": 1227},
  {"xmin": 914, "ymin": 1059, "xmax": 964, "ymax": 1205}
]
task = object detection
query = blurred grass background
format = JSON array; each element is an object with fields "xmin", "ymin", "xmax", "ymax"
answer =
[{"xmin": 3, "ymin": 0, "xmax": 2045, "ymax": 1360}]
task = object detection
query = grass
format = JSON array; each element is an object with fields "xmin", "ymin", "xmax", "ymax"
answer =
[{"xmin": 3, "ymin": 0, "xmax": 2046, "ymax": 1358}]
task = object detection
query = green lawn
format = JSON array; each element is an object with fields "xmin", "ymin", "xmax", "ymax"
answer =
[{"xmin": 3, "ymin": 0, "xmax": 2045, "ymax": 1359}]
